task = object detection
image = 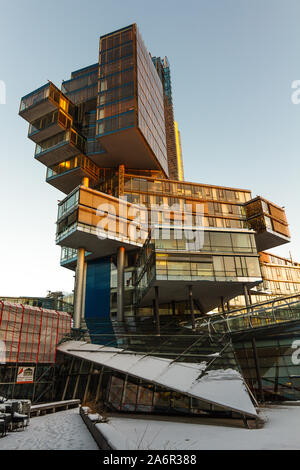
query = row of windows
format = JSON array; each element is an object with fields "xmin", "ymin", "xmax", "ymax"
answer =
[
  {"xmin": 97, "ymin": 110, "xmax": 135, "ymax": 136},
  {"xmin": 100, "ymin": 42, "xmax": 133, "ymax": 65},
  {"xmin": 268, "ymin": 256, "xmax": 297, "ymax": 267},
  {"xmin": 57, "ymin": 190, "xmax": 79, "ymax": 220},
  {"xmin": 138, "ymin": 89, "xmax": 166, "ymax": 158},
  {"xmin": 86, "ymin": 139, "xmax": 106, "ymax": 155},
  {"xmin": 154, "ymin": 255, "xmax": 261, "ymax": 279},
  {"xmin": 125, "ymin": 195, "xmax": 247, "ymax": 230},
  {"xmin": 62, "ymin": 70, "xmax": 98, "ymax": 95},
  {"xmin": 264, "ymin": 280, "xmax": 300, "ymax": 294},
  {"xmin": 29, "ymin": 109, "xmax": 72, "ymax": 135},
  {"xmin": 99, "ymin": 68, "xmax": 134, "ymax": 92},
  {"xmin": 99, "ymin": 55, "xmax": 134, "ymax": 78},
  {"xmin": 136, "ymin": 252, "xmax": 261, "ymax": 292},
  {"xmin": 137, "ymin": 62, "xmax": 165, "ymax": 132},
  {"xmin": 138, "ymin": 114, "xmax": 168, "ymax": 173},
  {"xmin": 65, "ymin": 84, "xmax": 98, "ymax": 105},
  {"xmin": 153, "ymin": 230, "xmax": 256, "ymax": 254},
  {"xmin": 262, "ymin": 266, "xmax": 300, "ymax": 281},
  {"xmin": 61, "ymin": 246, "xmax": 77, "ymax": 263},
  {"xmin": 100, "ymin": 28, "xmax": 133, "ymax": 53},
  {"xmin": 97, "ymin": 97, "xmax": 135, "ymax": 120},
  {"xmin": 137, "ymin": 56, "xmax": 165, "ymax": 133},
  {"xmin": 125, "ymin": 191, "xmax": 246, "ymax": 219},
  {"xmin": 98, "ymin": 82, "xmax": 134, "ymax": 106},
  {"xmin": 123, "ymin": 175, "xmax": 251, "ymax": 202},
  {"xmin": 136, "ymin": 28, "xmax": 164, "ymax": 99}
]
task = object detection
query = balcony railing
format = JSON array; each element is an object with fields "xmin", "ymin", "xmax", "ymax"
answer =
[
  {"xmin": 196, "ymin": 294, "xmax": 300, "ymax": 337},
  {"xmin": 20, "ymin": 83, "xmax": 50, "ymax": 113},
  {"xmin": 19, "ymin": 82, "xmax": 75, "ymax": 123},
  {"xmin": 35, "ymin": 128, "xmax": 86, "ymax": 166},
  {"xmin": 28, "ymin": 109, "xmax": 72, "ymax": 143},
  {"xmin": 46, "ymin": 154, "xmax": 100, "ymax": 182}
]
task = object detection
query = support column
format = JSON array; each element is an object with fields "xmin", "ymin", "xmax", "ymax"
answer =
[
  {"xmin": 95, "ymin": 367, "xmax": 104, "ymax": 404},
  {"xmin": 83, "ymin": 363, "xmax": 93, "ymax": 404},
  {"xmin": 220, "ymin": 296, "xmax": 226, "ymax": 314},
  {"xmin": 81, "ymin": 262, "xmax": 87, "ymax": 320},
  {"xmin": 73, "ymin": 360, "xmax": 84, "ymax": 399},
  {"xmin": 82, "ymin": 177, "xmax": 89, "ymax": 188},
  {"xmin": 248, "ymin": 287, "xmax": 253, "ymax": 305},
  {"xmin": 251, "ymin": 337, "xmax": 264, "ymax": 402},
  {"xmin": 62, "ymin": 357, "xmax": 75, "ymax": 400},
  {"xmin": 171, "ymin": 301, "xmax": 176, "ymax": 316},
  {"xmin": 154, "ymin": 286, "xmax": 160, "ymax": 335},
  {"xmin": 243, "ymin": 284, "xmax": 251, "ymax": 310},
  {"xmin": 73, "ymin": 248, "xmax": 85, "ymax": 329},
  {"xmin": 117, "ymin": 246, "xmax": 125, "ymax": 323},
  {"xmin": 188, "ymin": 285, "xmax": 196, "ymax": 331}
]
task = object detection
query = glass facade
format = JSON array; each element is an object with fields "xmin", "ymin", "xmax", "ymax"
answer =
[
  {"xmin": 234, "ymin": 333, "xmax": 300, "ymax": 401},
  {"xmin": 136, "ymin": 27, "xmax": 168, "ymax": 175},
  {"xmin": 97, "ymin": 25, "xmax": 136, "ymax": 137}
]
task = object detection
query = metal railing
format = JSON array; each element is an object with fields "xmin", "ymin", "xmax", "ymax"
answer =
[{"xmin": 196, "ymin": 294, "xmax": 300, "ymax": 337}]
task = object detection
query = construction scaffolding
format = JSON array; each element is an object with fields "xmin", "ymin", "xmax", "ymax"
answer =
[{"xmin": 0, "ymin": 301, "xmax": 71, "ymax": 364}]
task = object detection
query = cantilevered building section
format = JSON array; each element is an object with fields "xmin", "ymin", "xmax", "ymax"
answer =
[
  {"xmin": 96, "ymin": 25, "xmax": 168, "ymax": 175},
  {"xmin": 18, "ymin": 23, "xmax": 300, "ymax": 413}
]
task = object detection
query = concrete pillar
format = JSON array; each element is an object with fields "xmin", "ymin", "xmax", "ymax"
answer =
[
  {"xmin": 73, "ymin": 248, "xmax": 85, "ymax": 329},
  {"xmin": 81, "ymin": 262, "xmax": 87, "ymax": 320},
  {"xmin": 220, "ymin": 296, "xmax": 226, "ymax": 314},
  {"xmin": 248, "ymin": 287, "xmax": 253, "ymax": 305},
  {"xmin": 243, "ymin": 284, "xmax": 250, "ymax": 309},
  {"xmin": 154, "ymin": 286, "xmax": 160, "ymax": 335},
  {"xmin": 82, "ymin": 177, "xmax": 89, "ymax": 188},
  {"xmin": 188, "ymin": 285, "xmax": 196, "ymax": 331},
  {"xmin": 117, "ymin": 246, "xmax": 125, "ymax": 323}
]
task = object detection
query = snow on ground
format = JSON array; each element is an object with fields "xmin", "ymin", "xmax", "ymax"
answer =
[
  {"xmin": 0, "ymin": 408, "xmax": 98, "ymax": 450},
  {"xmin": 96, "ymin": 406, "xmax": 300, "ymax": 450}
]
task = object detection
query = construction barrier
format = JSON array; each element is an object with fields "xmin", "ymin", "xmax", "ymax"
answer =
[{"xmin": 0, "ymin": 301, "xmax": 71, "ymax": 363}]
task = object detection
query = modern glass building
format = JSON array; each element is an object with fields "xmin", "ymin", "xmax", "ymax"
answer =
[{"xmin": 17, "ymin": 24, "xmax": 300, "ymax": 413}]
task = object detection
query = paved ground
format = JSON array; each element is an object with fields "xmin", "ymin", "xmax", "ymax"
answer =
[{"xmin": 0, "ymin": 408, "xmax": 98, "ymax": 450}]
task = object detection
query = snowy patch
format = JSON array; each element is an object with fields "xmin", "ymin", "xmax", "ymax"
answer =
[
  {"xmin": 96, "ymin": 406, "xmax": 300, "ymax": 450},
  {"xmin": 0, "ymin": 408, "xmax": 98, "ymax": 450}
]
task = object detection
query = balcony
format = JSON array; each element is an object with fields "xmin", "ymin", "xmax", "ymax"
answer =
[
  {"xmin": 244, "ymin": 197, "xmax": 290, "ymax": 251},
  {"xmin": 60, "ymin": 246, "xmax": 93, "ymax": 271},
  {"xmin": 133, "ymin": 232, "xmax": 262, "ymax": 312},
  {"xmin": 46, "ymin": 154, "xmax": 101, "ymax": 194},
  {"xmin": 28, "ymin": 109, "xmax": 72, "ymax": 144},
  {"xmin": 19, "ymin": 82, "xmax": 75, "ymax": 124},
  {"xmin": 55, "ymin": 187, "xmax": 147, "ymax": 257},
  {"xmin": 35, "ymin": 128, "xmax": 86, "ymax": 167}
]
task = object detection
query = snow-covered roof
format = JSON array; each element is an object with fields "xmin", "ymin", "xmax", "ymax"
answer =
[{"xmin": 58, "ymin": 341, "xmax": 257, "ymax": 418}]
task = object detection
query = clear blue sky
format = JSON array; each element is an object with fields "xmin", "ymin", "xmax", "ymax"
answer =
[{"xmin": 0, "ymin": 0, "xmax": 299, "ymax": 296}]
